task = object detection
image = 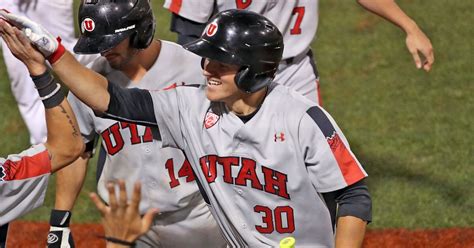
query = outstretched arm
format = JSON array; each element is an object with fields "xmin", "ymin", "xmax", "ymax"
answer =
[
  {"xmin": 0, "ymin": 15, "xmax": 156, "ymax": 125},
  {"xmin": 357, "ymin": 0, "xmax": 434, "ymax": 71},
  {"xmin": 0, "ymin": 14, "xmax": 110, "ymax": 111},
  {"xmin": 52, "ymin": 51, "xmax": 110, "ymax": 112},
  {"xmin": 0, "ymin": 18, "xmax": 84, "ymax": 171}
]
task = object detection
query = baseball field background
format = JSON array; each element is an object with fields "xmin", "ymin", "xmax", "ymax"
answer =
[{"xmin": 0, "ymin": 0, "xmax": 472, "ymax": 246}]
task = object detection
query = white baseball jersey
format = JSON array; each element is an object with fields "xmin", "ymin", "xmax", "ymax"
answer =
[
  {"xmin": 0, "ymin": 0, "xmax": 97, "ymax": 145},
  {"xmin": 149, "ymin": 83, "xmax": 367, "ymax": 247},
  {"xmin": 164, "ymin": 0, "xmax": 321, "ymax": 103},
  {"xmin": 164, "ymin": 0, "xmax": 318, "ymax": 60},
  {"xmin": 0, "ymin": 144, "xmax": 51, "ymax": 225},
  {"xmin": 68, "ymin": 40, "xmax": 226, "ymax": 247}
]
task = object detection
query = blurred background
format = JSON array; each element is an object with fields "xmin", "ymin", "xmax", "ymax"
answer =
[{"xmin": 0, "ymin": 0, "xmax": 472, "ymax": 230}]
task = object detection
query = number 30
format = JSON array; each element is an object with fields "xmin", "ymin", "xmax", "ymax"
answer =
[{"xmin": 254, "ymin": 205, "xmax": 295, "ymax": 234}]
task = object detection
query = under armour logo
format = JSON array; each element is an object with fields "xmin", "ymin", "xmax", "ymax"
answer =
[
  {"xmin": 47, "ymin": 233, "xmax": 59, "ymax": 244},
  {"xmin": 274, "ymin": 132, "xmax": 285, "ymax": 142}
]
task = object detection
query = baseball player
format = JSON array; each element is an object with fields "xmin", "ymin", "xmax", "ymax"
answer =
[
  {"xmin": 164, "ymin": 0, "xmax": 435, "ymax": 105},
  {"xmin": 45, "ymin": 1, "xmax": 226, "ymax": 247},
  {"xmin": 0, "ymin": 22, "xmax": 84, "ymax": 244},
  {"xmin": 0, "ymin": 9, "xmax": 373, "ymax": 247},
  {"xmin": 0, "ymin": 0, "xmax": 97, "ymax": 145}
]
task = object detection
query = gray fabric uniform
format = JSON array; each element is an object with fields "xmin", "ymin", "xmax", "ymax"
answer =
[
  {"xmin": 149, "ymin": 83, "xmax": 368, "ymax": 247},
  {"xmin": 68, "ymin": 40, "xmax": 226, "ymax": 248},
  {"xmin": 0, "ymin": 144, "xmax": 51, "ymax": 225}
]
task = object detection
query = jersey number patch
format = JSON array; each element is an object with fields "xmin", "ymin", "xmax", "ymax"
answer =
[
  {"xmin": 166, "ymin": 158, "xmax": 196, "ymax": 188},
  {"xmin": 290, "ymin": 6, "xmax": 305, "ymax": 35},
  {"xmin": 254, "ymin": 205, "xmax": 295, "ymax": 234}
]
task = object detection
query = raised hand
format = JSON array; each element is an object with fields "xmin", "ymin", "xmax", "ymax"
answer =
[
  {"xmin": 0, "ymin": 17, "xmax": 46, "ymax": 75},
  {"xmin": 0, "ymin": 9, "xmax": 63, "ymax": 61},
  {"xmin": 89, "ymin": 180, "xmax": 158, "ymax": 246}
]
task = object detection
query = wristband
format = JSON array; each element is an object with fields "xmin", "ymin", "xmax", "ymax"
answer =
[
  {"xmin": 98, "ymin": 235, "xmax": 136, "ymax": 247},
  {"xmin": 31, "ymin": 70, "xmax": 65, "ymax": 108},
  {"xmin": 47, "ymin": 37, "xmax": 66, "ymax": 64},
  {"xmin": 49, "ymin": 209, "xmax": 72, "ymax": 227}
]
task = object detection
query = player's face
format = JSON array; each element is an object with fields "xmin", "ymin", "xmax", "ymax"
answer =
[
  {"xmin": 203, "ymin": 58, "xmax": 241, "ymax": 102},
  {"xmin": 100, "ymin": 38, "xmax": 137, "ymax": 70}
]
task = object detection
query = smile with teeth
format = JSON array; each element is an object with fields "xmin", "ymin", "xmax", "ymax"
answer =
[{"xmin": 208, "ymin": 79, "xmax": 222, "ymax": 86}]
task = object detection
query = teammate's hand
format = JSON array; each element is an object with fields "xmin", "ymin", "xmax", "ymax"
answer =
[
  {"xmin": 89, "ymin": 180, "xmax": 158, "ymax": 244},
  {"xmin": 0, "ymin": 18, "xmax": 46, "ymax": 75},
  {"xmin": 405, "ymin": 25, "xmax": 434, "ymax": 72},
  {"xmin": 0, "ymin": 9, "xmax": 59, "ymax": 58}
]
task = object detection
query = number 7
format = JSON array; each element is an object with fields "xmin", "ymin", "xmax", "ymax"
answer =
[{"xmin": 290, "ymin": 6, "xmax": 305, "ymax": 35}]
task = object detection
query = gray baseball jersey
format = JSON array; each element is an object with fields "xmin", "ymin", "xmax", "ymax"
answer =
[
  {"xmin": 68, "ymin": 40, "xmax": 225, "ymax": 247},
  {"xmin": 164, "ymin": 0, "xmax": 318, "ymax": 59},
  {"xmin": 149, "ymin": 83, "xmax": 367, "ymax": 247},
  {"xmin": 0, "ymin": 144, "xmax": 51, "ymax": 225},
  {"xmin": 165, "ymin": 0, "xmax": 321, "ymax": 103}
]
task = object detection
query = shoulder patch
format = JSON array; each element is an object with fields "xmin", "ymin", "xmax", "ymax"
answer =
[{"xmin": 204, "ymin": 112, "xmax": 220, "ymax": 129}]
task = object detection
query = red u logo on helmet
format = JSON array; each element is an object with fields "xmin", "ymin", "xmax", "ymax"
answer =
[
  {"xmin": 206, "ymin": 22, "xmax": 218, "ymax": 37},
  {"xmin": 82, "ymin": 18, "xmax": 95, "ymax": 32}
]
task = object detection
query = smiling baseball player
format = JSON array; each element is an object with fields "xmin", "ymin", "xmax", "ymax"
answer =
[
  {"xmin": 0, "ymin": 9, "xmax": 372, "ymax": 248},
  {"xmin": 43, "ymin": 1, "xmax": 226, "ymax": 247}
]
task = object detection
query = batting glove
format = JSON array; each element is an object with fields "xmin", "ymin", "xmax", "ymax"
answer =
[
  {"xmin": 0, "ymin": 9, "xmax": 65, "ymax": 64},
  {"xmin": 47, "ymin": 210, "xmax": 75, "ymax": 248}
]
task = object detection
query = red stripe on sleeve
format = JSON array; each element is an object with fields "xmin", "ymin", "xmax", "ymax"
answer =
[
  {"xmin": 4, "ymin": 150, "xmax": 51, "ymax": 181},
  {"xmin": 328, "ymin": 133, "xmax": 365, "ymax": 185},
  {"xmin": 169, "ymin": 0, "xmax": 183, "ymax": 14}
]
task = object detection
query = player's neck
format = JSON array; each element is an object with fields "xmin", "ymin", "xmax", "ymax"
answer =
[
  {"xmin": 121, "ymin": 40, "xmax": 161, "ymax": 83},
  {"xmin": 227, "ymin": 87, "xmax": 268, "ymax": 116}
]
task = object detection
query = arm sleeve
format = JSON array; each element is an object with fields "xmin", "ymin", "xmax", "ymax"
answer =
[
  {"xmin": 163, "ymin": 0, "xmax": 215, "ymax": 23},
  {"xmin": 300, "ymin": 106, "xmax": 367, "ymax": 192},
  {"xmin": 322, "ymin": 179, "xmax": 372, "ymax": 228},
  {"xmin": 149, "ymin": 87, "xmax": 187, "ymax": 149},
  {"xmin": 0, "ymin": 145, "xmax": 51, "ymax": 225},
  {"xmin": 170, "ymin": 13, "xmax": 207, "ymax": 41},
  {"xmin": 102, "ymin": 81, "xmax": 158, "ymax": 127}
]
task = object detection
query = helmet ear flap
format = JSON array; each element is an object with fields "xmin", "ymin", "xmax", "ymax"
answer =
[
  {"xmin": 235, "ymin": 66, "xmax": 274, "ymax": 93},
  {"xmin": 234, "ymin": 66, "xmax": 252, "ymax": 93},
  {"xmin": 131, "ymin": 21, "xmax": 155, "ymax": 49}
]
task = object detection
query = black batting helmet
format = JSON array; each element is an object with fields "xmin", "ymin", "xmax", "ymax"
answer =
[
  {"xmin": 183, "ymin": 9, "xmax": 284, "ymax": 93},
  {"xmin": 74, "ymin": 0, "xmax": 155, "ymax": 54}
]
